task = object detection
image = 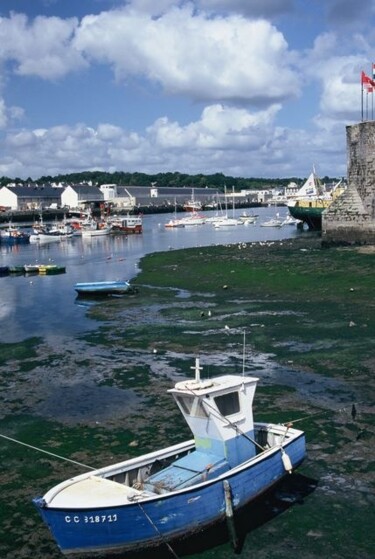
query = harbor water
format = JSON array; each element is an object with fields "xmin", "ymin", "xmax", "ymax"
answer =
[{"xmin": 0, "ymin": 207, "xmax": 301, "ymax": 343}]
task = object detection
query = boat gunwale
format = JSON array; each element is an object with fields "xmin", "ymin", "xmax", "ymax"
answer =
[{"xmin": 38, "ymin": 423, "xmax": 305, "ymax": 510}]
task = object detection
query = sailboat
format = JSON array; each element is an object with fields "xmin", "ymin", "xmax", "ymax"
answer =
[
  {"xmin": 165, "ymin": 199, "xmax": 185, "ymax": 228},
  {"xmin": 287, "ymin": 168, "xmax": 345, "ymax": 230},
  {"xmin": 212, "ymin": 186, "xmax": 240, "ymax": 227}
]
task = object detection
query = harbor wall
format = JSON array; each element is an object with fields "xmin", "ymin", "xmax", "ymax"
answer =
[{"xmin": 322, "ymin": 121, "xmax": 375, "ymax": 245}]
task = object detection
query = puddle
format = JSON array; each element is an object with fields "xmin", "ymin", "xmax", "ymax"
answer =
[{"xmin": 34, "ymin": 383, "xmax": 142, "ymax": 424}]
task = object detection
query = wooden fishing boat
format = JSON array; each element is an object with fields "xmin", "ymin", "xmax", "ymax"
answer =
[
  {"xmin": 109, "ymin": 214, "xmax": 143, "ymax": 234},
  {"xmin": 0, "ymin": 223, "xmax": 30, "ymax": 243},
  {"xmin": 29, "ymin": 230, "xmax": 73, "ymax": 243},
  {"xmin": 81, "ymin": 225, "xmax": 111, "ymax": 238},
  {"xmin": 33, "ymin": 357, "xmax": 306, "ymax": 557}
]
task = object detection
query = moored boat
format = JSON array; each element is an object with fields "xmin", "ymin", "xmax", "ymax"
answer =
[
  {"xmin": 212, "ymin": 216, "xmax": 240, "ymax": 228},
  {"xmin": 74, "ymin": 280, "xmax": 136, "ymax": 295},
  {"xmin": 38, "ymin": 264, "xmax": 66, "ymax": 275},
  {"xmin": 177, "ymin": 212, "xmax": 206, "ymax": 226},
  {"xmin": 8, "ymin": 265, "xmax": 25, "ymax": 274},
  {"xmin": 0, "ymin": 223, "xmax": 30, "ymax": 243},
  {"xmin": 281, "ymin": 214, "xmax": 300, "ymax": 226},
  {"xmin": 23, "ymin": 264, "xmax": 66, "ymax": 275},
  {"xmin": 164, "ymin": 218, "xmax": 185, "ymax": 228},
  {"xmin": 33, "ymin": 356, "xmax": 306, "ymax": 557},
  {"xmin": 183, "ymin": 189, "xmax": 203, "ymax": 212},
  {"xmin": 237, "ymin": 211, "xmax": 257, "ymax": 225},
  {"xmin": 260, "ymin": 217, "xmax": 283, "ymax": 227},
  {"xmin": 109, "ymin": 214, "xmax": 143, "ymax": 234},
  {"xmin": 287, "ymin": 171, "xmax": 345, "ymax": 230},
  {"xmin": 81, "ymin": 220, "xmax": 112, "ymax": 237},
  {"xmin": 29, "ymin": 230, "xmax": 74, "ymax": 243}
]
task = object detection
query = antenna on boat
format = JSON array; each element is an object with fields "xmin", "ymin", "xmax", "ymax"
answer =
[
  {"xmin": 192, "ymin": 357, "xmax": 202, "ymax": 382},
  {"xmin": 242, "ymin": 330, "xmax": 246, "ymax": 377},
  {"xmin": 241, "ymin": 330, "xmax": 246, "ymax": 391}
]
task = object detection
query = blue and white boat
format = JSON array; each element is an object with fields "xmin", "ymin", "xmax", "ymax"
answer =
[
  {"xmin": 74, "ymin": 280, "xmax": 135, "ymax": 296},
  {"xmin": 33, "ymin": 357, "xmax": 306, "ymax": 557}
]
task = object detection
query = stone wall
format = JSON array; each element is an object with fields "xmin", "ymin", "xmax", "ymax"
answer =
[{"xmin": 322, "ymin": 121, "xmax": 375, "ymax": 245}]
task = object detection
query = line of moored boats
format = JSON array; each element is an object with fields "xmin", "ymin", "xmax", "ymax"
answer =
[
  {"xmin": 0, "ymin": 263, "xmax": 66, "ymax": 276},
  {"xmin": 0, "ymin": 212, "xmax": 143, "ymax": 244}
]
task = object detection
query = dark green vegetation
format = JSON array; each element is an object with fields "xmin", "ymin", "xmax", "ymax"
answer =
[
  {"xmin": 0, "ymin": 237, "xmax": 374, "ymax": 559},
  {"xmin": 0, "ymin": 170, "xmax": 338, "ymax": 190}
]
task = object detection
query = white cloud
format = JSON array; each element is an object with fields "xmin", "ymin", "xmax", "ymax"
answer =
[
  {"xmin": 300, "ymin": 32, "xmax": 369, "ymax": 122},
  {"xmin": 0, "ymin": 13, "xmax": 86, "ymax": 79},
  {"xmin": 75, "ymin": 6, "xmax": 300, "ymax": 103},
  {"xmin": 0, "ymin": 96, "xmax": 25, "ymax": 129},
  {"xmin": 0, "ymin": 98, "xmax": 8, "ymax": 128},
  {"xmin": 146, "ymin": 103, "xmax": 281, "ymax": 150},
  {"xmin": 0, "ymin": 3, "xmax": 365, "ymax": 180},
  {"xmin": 1, "ymin": 101, "xmax": 347, "ymax": 179}
]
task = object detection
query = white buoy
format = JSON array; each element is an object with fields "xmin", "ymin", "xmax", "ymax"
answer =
[{"xmin": 281, "ymin": 449, "xmax": 293, "ymax": 474}]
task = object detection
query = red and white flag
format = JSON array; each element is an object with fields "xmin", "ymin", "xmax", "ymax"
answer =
[{"xmin": 361, "ymin": 71, "xmax": 375, "ymax": 91}]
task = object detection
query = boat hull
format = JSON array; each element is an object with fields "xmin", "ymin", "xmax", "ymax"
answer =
[
  {"xmin": 33, "ymin": 430, "xmax": 305, "ymax": 556},
  {"xmin": 288, "ymin": 205, "xmax": 324, "ymax": 230},
  {"xmin": 81, "ymin": 229, "xmax": 111, "ymax": 237},
  {"xmin": 74, "ymin": 281, "xmax": 135, "ymax": 296}
]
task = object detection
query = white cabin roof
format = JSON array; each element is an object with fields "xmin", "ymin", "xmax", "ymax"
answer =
[{"xmin": 169, "ymin": 374, "xmax": 259, "ymax": 397}]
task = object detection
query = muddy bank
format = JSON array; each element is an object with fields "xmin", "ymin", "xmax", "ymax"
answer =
[{"xmin": 0, "ymin": 236, "xmax": 374, "ymax": 559}]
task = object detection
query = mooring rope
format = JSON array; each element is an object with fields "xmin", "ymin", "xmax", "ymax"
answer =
[
  {"xmin": 281, "ymin": 402, "xmax": 359, "ymax": 427},
  {"xmin": 0, "ymin": 433, "xmax": 95, "ymax": 470},
  {"xmin": 137, "ymin": 501, "xmax": 180, "ymax": 559}
]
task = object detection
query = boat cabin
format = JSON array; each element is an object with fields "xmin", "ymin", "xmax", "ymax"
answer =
[{"xmin": 144, "ymin": 359, "xmax": 259, "ymax": 494}]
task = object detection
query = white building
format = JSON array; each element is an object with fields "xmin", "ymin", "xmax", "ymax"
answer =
[
  {"xmin": 0, "ymin": 185, "xmax": 61, "ymax": 210},
  {"xmin": 61, "ymin": 184, "xmax": 104, "ymax": 209}
]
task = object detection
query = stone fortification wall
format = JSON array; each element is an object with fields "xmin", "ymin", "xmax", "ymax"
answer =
[{"xmin": 322, "ymin": 121, "xmax": 375, "ymax": 245}]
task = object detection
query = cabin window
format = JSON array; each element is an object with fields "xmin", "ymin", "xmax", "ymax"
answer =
[
  {"xmin": 177, "ymin": 395, "xmax": 194, "ymax": 415},
  {"xmin": 214, "ymin": 391, "xmax": 240, "ymax": 417},
  {"xmin": 176, "ymin": 395, "xmax": 208, "ymax": 418}
]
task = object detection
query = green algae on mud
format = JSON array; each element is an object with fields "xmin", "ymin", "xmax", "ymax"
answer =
[
  {"xmin": 133, "ymin": 237, "xmax": 375, "ymax": 378},
  {"xmin": 0, "ymin": 236, "xmax": 374, "ymax": 559}
]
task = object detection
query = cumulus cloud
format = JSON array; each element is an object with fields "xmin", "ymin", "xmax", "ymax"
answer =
[
  {"xmin": 0, "ymin": 12, "xmax": 86, "ymax": 79},
  {"xmin": 0, "ymin": 96, "xmax": 24, "ymax": 129},
  {"xmin": 74, "ymin": 6, "xmax": 299, "ymax": 103},
  {"xmin": 0, "ymin": 2, "xmax": 364, "ymax": 180},
  {"xmin": 1, "ymin": 100, "xmax": 347, "ymax": 179},
  {"xmin": 300, "ymin": 32, "xmax": 368, "ymax": 122}
]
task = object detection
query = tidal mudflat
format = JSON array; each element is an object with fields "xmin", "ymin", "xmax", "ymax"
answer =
[{"xmin": 0, "ymin": 237, "xmax": 374, "ymax": 559}]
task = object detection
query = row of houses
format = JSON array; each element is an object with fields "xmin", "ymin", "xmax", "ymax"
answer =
[{"xmin": 0, "ymin": 183, "xmax": 264, "ymax": 212}]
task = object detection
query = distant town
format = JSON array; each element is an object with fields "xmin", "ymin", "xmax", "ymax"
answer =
[{"xmin": 0, "ymin": 170, "xmax": 343, "ymax": 217}]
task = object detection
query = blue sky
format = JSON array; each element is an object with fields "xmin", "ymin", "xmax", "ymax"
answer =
[{"xmin": 0, "ymin": 0, "xmax": 374, "ymax": 180}]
